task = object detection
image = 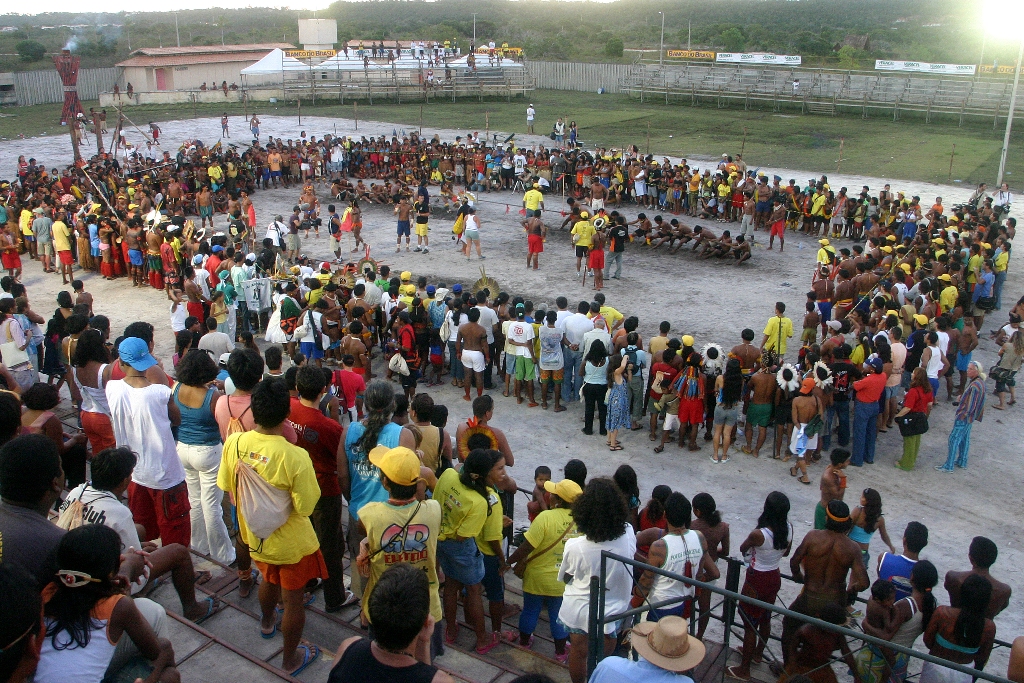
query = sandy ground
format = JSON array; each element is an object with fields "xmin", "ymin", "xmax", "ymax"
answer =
[{"xmin": 7, "ymin": 114, "xmax": 1023, "ymax": 674}]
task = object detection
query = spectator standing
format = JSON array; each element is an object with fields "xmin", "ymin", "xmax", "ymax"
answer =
[
  {"xmin": 937, "ymin": 361, "xmax": 986, "ymax": 473},
  {"xmin": 850, "ymin": 356, "xmax": 886, "ymax": 466}
]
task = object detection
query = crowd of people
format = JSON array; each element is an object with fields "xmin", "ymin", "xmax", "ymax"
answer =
[{"xmin": 0, "ymin": 120, "xmax": 1021, "ymax": 683}]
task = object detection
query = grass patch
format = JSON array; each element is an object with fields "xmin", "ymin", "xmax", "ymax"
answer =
[{"xmin": 2, "ymin": 90, "xmax": 1022, "ymax": 187}]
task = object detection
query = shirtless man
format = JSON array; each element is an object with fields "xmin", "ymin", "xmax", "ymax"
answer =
[
  {"xmin": 394, "ymin": 197, "xmax": 412, "ymax": 252},
  {"xmin": 523, "ymin": 214, "xmax": 546, "ymax": 270},
  {"xmin": 182, "ymin": 265, "xmax": 208, "ymax": 321},
  {"xmin": 732, "ymin": 235, "xmax": 752, "ymax": 264},
  {"xmin": 125, "ymin": 221, "xmax": 144, "ymax": 287},
  {"xmin": 691, "ymin": 225, "xmax": 715, "ymax": 252},
  {"xmin": 627, "ymin": 212, "xmax": 652, "ymax": 241},
  {"xmin": 668, "ymin": 223, "xmax": 698, "ymax": 253},
  {"xmin": 783, "ymin": 499, "xmax": 869, "ymax": 663},
  {"xmin": 742, "ymin": 366, "xmax": 777, "ymax": 457},
  {"xmin": 145, "ymin": 225, "xmax": 164, "ymax": 291},
  {"xmin": 193, "ymin": 186, "xmax": 212, "ymax": 229},
  {"xmin": 701, "ymin": 230, "xmax": 733, "ymax": 259},
  {"xmin": 955, "ymin": 316, "xmax": 979, "ymax": 397},
  {"xmin": 790, "ymin": 378, "xmax": 822, "ymax": 484},
  {"xmin": 816, "ymin": 448, "xmax": 850, "ymax": 529},
  {"xmin": 590, "ymin": 180, "xmax": 608, "ymax": 212},
  {"xmin": 454, "ymin": 395, "xmax": 516, "ymax": 480},
  {"xmin": 944, "ymin": 536, "xmax": 1012, "ymax": 619},
  {"xmin": 166, "ymin": 178, "xmax": 183, "ymax": 210},
  {"xmin": 740, "ymin": 194, "xmax": 756, "ymax": 243},
  {"xmin": 340, "ymin": 323, "xmax": 370, "ymax": 376},
  {"xmin": 457, "ymin": 307, "xmax": 490, "ymax": 401},
  {"xmin": 833, "ymin": 270, "xmax": 856, "ymax": 321},
  {"xmin": 812, "ymin": 268, "xmax": 836, "ymax": 340}
]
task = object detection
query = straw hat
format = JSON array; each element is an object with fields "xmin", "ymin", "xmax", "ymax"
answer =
[{"xmin": 630, "ymin": 617, "xmax": 705, "ymax": 672}]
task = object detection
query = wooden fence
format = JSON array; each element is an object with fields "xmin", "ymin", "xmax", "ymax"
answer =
[{"xmin": 6, "ymin": 67, "xmax": 119, "ymax": 106}]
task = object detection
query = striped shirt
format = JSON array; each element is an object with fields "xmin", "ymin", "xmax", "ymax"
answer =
[{"xmin": 955, "ymin": 378, "xmax": 986, "ymax": 423}]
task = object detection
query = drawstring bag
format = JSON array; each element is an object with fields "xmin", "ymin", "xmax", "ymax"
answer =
[{"xmin": 233, "ymin": 436, "xmax": 292, "ymax": 550}]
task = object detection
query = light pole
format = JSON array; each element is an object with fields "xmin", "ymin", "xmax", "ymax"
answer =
[
  {"xmin": 175, "ymin": 12, "xmax": 180, "ymax": 48},
  {"xmin": 659, "ymin": 12, "xmax": 665, "ymax": 67},
  {"xmin": 472, "ymin": 13, "xmax": 477, "ymax": 46},
  {"xmin": 996, "ymin": 37, "xmax": 1023, "ymax": 187}
]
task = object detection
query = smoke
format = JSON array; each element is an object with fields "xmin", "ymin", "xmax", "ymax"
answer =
[{"xmin": 64, "ymin": 36, "xmax": 78, "ymax": 51}]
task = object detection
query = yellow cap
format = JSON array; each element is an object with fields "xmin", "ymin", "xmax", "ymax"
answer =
[
  {"xmin": 403, "ymin": 284, "xmax": 416, "ymax": 295},
  {"xmin": 949, "ymin": 216, "xmax": 959, "ymax": 223},
  {"xmin": 938, "ymin": 274, "xmax": 952, "ymax": 281},
  {"xmin": 400, "ymin": 271, "xmax": 412, "ymax": 281},
  {"xmin": 881, "ymin": 246, "xmax": 893, "ymax": 253},
  {"xmin": 981, "ymin": 242, "xmax": 992, "ymax": 249},
  {"xmin": 368, "ymin": 446, "xmax": 422, "ymax": 486},
  {"xmin": 932, "ymin": 238, "xmax": 944, "ymax": 244},
  {"xmin": 580, "ymin": 211, "xmax": 590, "ymax": 219},
  {"xmin": 900, "ymin": 263, "xmax": 912, "ymax": 273},
  {"xmin": 543, "ymin": 478, "xmax": 583, "ymax": 503},
  {"xmin": 682, "ymin": 335, "xmax": 694, "ymax": 347},
  {"xmin": 914, "ymin": 314, "xmax": 929, "ymax": 326},
  {"xmin": 128, "ymin": 204, "xmax": 138, "ymax": 210},
  {"xmin": 127, "ymin": 179, "xmax": 136, "ymax": 184},
  {"xmin": 886, "ymin": 235, "xmax": 897, "ymax": 242},
  {"xmin": 819, "ymin": 238, "xmax": 830, "ymax": 246}
]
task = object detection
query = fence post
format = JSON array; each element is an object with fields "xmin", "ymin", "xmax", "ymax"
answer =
[
  {"xmin": 587, "ymin": 575, "xmax": 602, "ymax": 679},
  {"xmin": 722, "ymin": 557, "xmax": 742, "ymax": 651}
]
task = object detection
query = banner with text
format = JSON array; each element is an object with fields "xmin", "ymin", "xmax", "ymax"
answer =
[
  {"xmin": 716, "ymin": 53, "xmax": 802, "ymax": 65},
  {"xmin": 285, "ymin": 49, "xmax": 336, "ymax": 59},
  {"xmin": 875, "ymin": 60, "xmax": 976, "ymax": 75},
  {"xmin": 980, "ymin": 64, "xmax": 1020, "ymax": 75},
  {"xmin": 667, "ymin": 49, "xmax": 715, "ymax": 60}
]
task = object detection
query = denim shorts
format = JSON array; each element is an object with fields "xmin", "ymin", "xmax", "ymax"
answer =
[
  {"xmin": 481, "ymin": 553, "xmax": 505, "ymax": 602},
  {"xmin": 437, "ymin": 537, "xmax": 485, "ymax": 586},
  {"xmin": 714, "ymin": 403, "xmax": 740, "ymax": 426}
]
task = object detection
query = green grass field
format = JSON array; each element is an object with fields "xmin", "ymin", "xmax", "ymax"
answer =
[{"xmin": 3, "ymin": 89, "xmax": 1022, "ymax": 188}]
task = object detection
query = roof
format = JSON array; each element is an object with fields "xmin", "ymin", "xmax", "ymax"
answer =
[
  {"xmin": 117, "ymin": 43, "xmax": 293, "ymax": 68},
  {"xmin": 241, "ymin": 49, "xmax": 311, "ymax": 74}
]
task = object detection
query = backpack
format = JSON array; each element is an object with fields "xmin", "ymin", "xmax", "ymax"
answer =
[
  {"xmin": 225, "ymin": 399, "xmax": 251, "ymax": 436},
  {"xmin": 624, "ymin": 345, "xmax": 643, "ymax": 371},
  {"xmin": 232, "ymin": 434, "xmax": 293, "ymax": 548}
]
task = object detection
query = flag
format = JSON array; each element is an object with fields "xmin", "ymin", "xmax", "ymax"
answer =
[
  {"xmin": 339, "ymin": 207, "xmax": 354, "ymax": 232},
  {"xmin": 452, "ymin": 214, "xmax": 465, "ymax": 235}
]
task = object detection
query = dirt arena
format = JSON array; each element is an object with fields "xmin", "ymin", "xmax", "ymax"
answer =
[{"xmin": 3, "ymin": 114, "xmax": 1021, "ymax": 673}]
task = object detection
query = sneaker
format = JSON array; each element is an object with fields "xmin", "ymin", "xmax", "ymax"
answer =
[
  {"xmin": 414, "ymin": 246, "xmax": 422, "ymax": 252},
  {"xmin": 555, "ymin": 642, "xmax": 571, "ymax": 664},
  {"xmin": 422, "ymin": 248, "xmax": 429, "ymax": 253},
  {"xmin": 935, "ymin": 466, "xmax": 953, "ymax": 472}
]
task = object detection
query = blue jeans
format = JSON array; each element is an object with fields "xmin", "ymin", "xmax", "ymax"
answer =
[
  {"xmin": 940, "ymin": 419, "xmax": 973, "ymax": 471},
  {"xmin": 994, "ymin": 270, "xmax": 1007, "ymax": 310},
  {"xmin": 829, "ymin": 401, "xmax": 851, "ymax": 448},
  {"xmin": 447, "ymin": 341, "xmax": 463, "ymax": 381},
  {"xmin": 851, "ymin": 400, "xmax": 879, "ymax": 466},
  {"xmin": 562, "ymin": 347, "xmax": 583, "ymax": 402},
  {"xmin": 519, "ymin": 592, "xmax": 568, "ymax": 640}
]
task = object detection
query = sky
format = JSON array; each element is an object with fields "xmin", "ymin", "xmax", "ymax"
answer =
[{"xmin": 7, "ymin": 0, "xmax": 340, "ymax": 14}]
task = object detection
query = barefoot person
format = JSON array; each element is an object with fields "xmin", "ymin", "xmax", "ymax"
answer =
[
  {"xmin": 742, "ymin": 365, "xmax": 776, "ymax": 458},
  {"xmin": 782, "ymin": 499, "xmax": 869, "ymax": 663},
  {"xmin": 816, "ymin": 448, "xmax": 850, "ymax": 529},
  {"xmin": 457, "ymin": 307, "xmax": 490, "ymax": 401},
  {"xmin": 524, "ymin": 213, "xmax": 546, "ymax": 270},
  {"xmin": 790, "ymin": 377, "xmax": 823, "ymax": 484}
]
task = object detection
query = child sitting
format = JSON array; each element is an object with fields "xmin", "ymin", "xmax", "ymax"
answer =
[{"xmin": 526, "ymin": 465, "xmax": 552, "ymax": 522}]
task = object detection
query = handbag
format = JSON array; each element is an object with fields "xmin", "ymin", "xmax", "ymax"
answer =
[
  {"xmin": 389, "ymin": 351, "xmax": 410, "ymax": 376},
  {"xmin": 895, "ymin": 411, "xmax": 929, "ymax": 437},
  {"xmin": 0, "ymin": 320, "xmax": 31, "ymax": 369},
  {"xmin": 989, "ymin": 366, "xmax": 1013, "ymax": 383},
  {"xmin": 976, "ymin": 296, "xmax": 996, "ymax": 312}
]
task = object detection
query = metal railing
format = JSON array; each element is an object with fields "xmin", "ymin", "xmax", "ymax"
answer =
[{"xmin": 587, "ymin": 551, "xmax": 1014, "ymax": 683}]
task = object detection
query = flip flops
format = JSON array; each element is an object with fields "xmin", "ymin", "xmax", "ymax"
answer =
[
  {"xmin": 726, "ymin": 665, "xmax": 751, "ymax": 681},
  {"xmin": 193, "ymin": 596, "xmax": 219, "ymax": 625},
  {"xmin": 475, "ymin": 632, "xmax": 501, "ymax": 655},
  {"xmin": 287, "ymin": 644, "xmax": 320, "ymax": 676}
]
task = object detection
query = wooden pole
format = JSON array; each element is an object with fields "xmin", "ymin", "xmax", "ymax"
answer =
[
  {"xmin": 836, "ymin": 137, "xmax": 845, "ymax": 172},
  {"xmin": 646, "ymin": 120, "xmax": 651, "ymax": 156},
  {"xmin": 419, "ymin": 103, "xmax": 423, "ymax": 135},
  {"xmin": 485, "ymin": 111, "xmax": 489, "ymax": 144},
  {"xmin": 354, "ymin": 101, "xmax": 358, "ymax": 131},
  {"xmin": 740, "ymin": 127, "xmax": 747, "ymax": 156},
  {"xmin": 192, "ymin": 92, "xmax": 197, "ymax": 120},
  {"xmin": 948, "ymin": 143, "xmax": 956, "ymax": 180},
  {"xmin": 68, "ymin": 118, "xmax": 82, "ymax": 164},
  {"xmin": 297, "ymin": 96, "xmax": 302, "ymax": 126}
]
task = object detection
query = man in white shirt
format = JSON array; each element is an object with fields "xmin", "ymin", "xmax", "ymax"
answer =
[
  {"xmin": 561, "ymin": 301, "xmax": 595, "ymax": 404},
  {"xmin": 197, "ymin": 317, "xmax": 234, "ymax": 360},
  {"xmin": 265, "ymin": 215, "xmax": 285, "ymax": 253},
  {"xmin": 298, "ymin": 300, "xmax": 327, "ymax": 366},
  {"xmin": 994, "ymin": 182, "xmax": 1012, "ymax": 219},
  {"xmin": 59, "ymin": 446, "xmax": 219, "ymax": 619},
  {"xmin": 526, "ymin": 104, "xmax": 536, "ymax": 134},
  {"xmin": 474, "ymin": 293, "xmax": 500, "ymax": 389},
  {"xmin": 582, "ymin": 316, "xmax": 612, "ymax": 359},
  {"xmin": 513, "ymin": 150, "xmax": 527, "ymax": 177},
  {"xmin": 191, "ymin": 255, "xmax": 212, "ymax": 299},
  {"xmin": 505, "ymin": 303, "xmax": 537, "ymax": 405}
]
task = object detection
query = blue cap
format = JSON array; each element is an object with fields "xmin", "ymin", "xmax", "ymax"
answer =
[
  {"xmin": 426, "ymin": 285, "xmax": 436, "ymax": 295},
  {"xmin": 118, "ymin": 337, "xmax": 157, "ymax": 371},
  {"xmin": 211, "ymin": 245, "xmax": 224, "ymax": 253},
  {"xmin": 452, "ymin": 284, "xmax": 463, "ymax": 293},
  {"xmin": 867, "ymin": 356, "xmax": 883, "ymax": 372}
]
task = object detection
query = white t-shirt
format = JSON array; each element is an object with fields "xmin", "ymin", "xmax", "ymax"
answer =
[
  {"xmin": 198, "ymin": 331, "xmax": 234, "ymax": 361},
  {"xmin": 505, "ymin": 319, "xmax": 535, "ymax": 357},
  {"xmin": 169, "ymin": 301, "xmax": 187, "ymax": 332},
  {"xmin": 514, "ymin": 154, "xmax": 527, "ymax": 174},
  {"xmin": 563, "ymin": 313, "xmax": 595, "ymax": 347},
  {"xmin": 526, "ymin": 106, "xmax": 535, "ymax": 122},
  {"xmin": 558, "ymin": 528, "xmax": 636, "ymax": 635},
  {"xmin": 193, "ymin": 268, "xmax": 211, "ymax": 298},
  {"xmin": 539, "ymin": 325, "xmax": 564, "ymax": 370},
  {"xmin": 106, "ymin": 380, "xmax": 185, "ymax": 490},
  {"xmin": 299, "ymin": 310, "xmax": 324, "ymax": 344},
  {"xmin": 475, "ymin": 305, "xmax": 499, "ymax": 344}
]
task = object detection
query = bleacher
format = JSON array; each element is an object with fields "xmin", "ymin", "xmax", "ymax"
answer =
[{"xmin": 621, "ymin": 59, "xmax": 1024, "ymax": 123}]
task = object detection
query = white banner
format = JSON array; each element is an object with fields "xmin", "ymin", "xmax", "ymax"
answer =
[
  {"xmin": 874, "ymin": 60, "xmax": 976, "ymax": 76},
  {"xmin": 716, "ymin": 53, "xmax": 802, "ymax": 66}
]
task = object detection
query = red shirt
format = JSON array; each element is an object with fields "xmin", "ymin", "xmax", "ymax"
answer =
[
  {"xmin": 903, "ymin": 386, "xmax": 933, "ymax": 414},
  {"xmin": 205, "ymin": 254, "xmax": 222, "ymax": 288},
  {"xmin": 648, "ymin": 362, "xmax": 678, "ymax": 400},
  {"xmin": 853, "ymin": 371, "xmax": 887, "ymax": 403},
  {"xmin": 286, "ymin": 398, "xmax": 344, "ymax": 497},
  {"xmin": 332, "ymin": 369, "xmax": 366, "ymax": 410}
]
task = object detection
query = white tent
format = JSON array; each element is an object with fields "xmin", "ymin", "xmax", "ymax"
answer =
[{"xmin": 241, "ymin": 48, "xmax": 312, "ymax": 74}]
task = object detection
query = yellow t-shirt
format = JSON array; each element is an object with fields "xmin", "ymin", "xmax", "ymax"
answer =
[
  {"xmin": 523, "ymin": 189, "xmax": 544, "ymax": 211},
  {"xmin": 307, "ymin": 288, "xmax": 324, "ymax": 308},
  {"xmin": 591, "ymin": 305, "xmax": 623, "ymax": 330},
  {"xmin": 522, "ymin": 507, "xmax": 577, "ymax": 596},
  {"xmin": 208, "ymin": 165, "xmax": 223, "ymax": 182},
  {"xmin": 939, "ymin": 285, "xmax": 958, "ymax": 312},
  {"xmin": 359, "ymin": 499, "xmax": 442, "ymax": 621},
  {"xmin": 763, "ymin": 315, "xmax": 794, "ymax": 355},
  {"xmin": 435, "ymin": 467, "xmax": 488, "ymax": 540},
  {"xmin": 476, "ymin": 487, "xmax": 505, "ymax": 556},
  {"xmin": 19, "ymin": 209, "xmax": 33, "ymax": 236},
  {"xmin": 811, "ymin": 194, "xmax": 828, "ymax": 217},
  {"xmin": 51, "ymin": 220, "xmax": 72, "ymax": 252},
  {"xmin": 967, "ymin": 254, "xmax": 982, "ymax": 284},
  {"xmin": 995, "ymin": 251, "xmax": 1009, "ymax": 273},
  {"xmin": 571, "ymin": 220, "xmax": 595, "ymax": 248},
  {"xmin": 218, "ymin": 431, "xmax": 321, "ymax": 565}
]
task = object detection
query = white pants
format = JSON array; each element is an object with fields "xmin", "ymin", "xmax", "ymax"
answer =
[
  {"xmin": 177, "ymin": 441, "xmax": 235, "ymax": 564},
  {"xmin": 227, "ymin": 302, "xmax": 237, "ymax": 343}
]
